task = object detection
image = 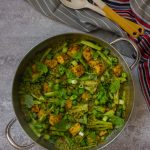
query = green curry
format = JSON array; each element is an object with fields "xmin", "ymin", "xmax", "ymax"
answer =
[{"xmin": 19, "ymin": 40, "xmax": 128, "ymax": 150}]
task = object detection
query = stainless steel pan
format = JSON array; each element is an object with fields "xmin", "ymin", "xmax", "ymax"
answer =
[{"xmin": 5, "ymin": 33, "xmax": 140, "ymax": 150}]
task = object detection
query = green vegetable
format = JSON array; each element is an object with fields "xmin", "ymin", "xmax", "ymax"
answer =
[
  {"xmin": 24, "ymin": 95, "xmax": 34, "ymax": 108},
  {"xmin": 80, "ymin": 40, "xmax": 102, "ymax": 50},
  {"xmin": 66, "ymin": 70, "xmax": 75, "ymax": 79},
  {"xmin": 75, "ymin": 114, "xmax": 88, "ymax": 124},
  {"xmin": 118, "ymin": 72, "xmax": 128, "ymax": 83},
  {"xmin": 88, "ymin": 118, "xmax": 113, "ymax": 129},
  {"xmin": 44, "ymin": 91, "xmax": 58, "ymax": 97},
  {"xmin": 40, "ymin": 48, "xmax": 51, "ymax": 62},
  {"xmin": 57, "ymin": 42, "xmax": 67, "ymax": 52},
  {"xmin": 44, "ymin": 134, "xmax": 50, "ymax": 140},
  {"xmin": 68, "ymin": 104, "xmax": 88, "ymax": 114},
  {"xmin": 94, "ymin": 106, "xmax": 106, "ymax": 113},
  {"xmin": 62, "ymin": 47, "xmax": 68, "ymax": 53},
  {"xmin": 104, "ymin": 110, "xmax": 115, "ymax": 116},
  {"xmin": 54, "ymin": 118, "xmax": 71, "ymax": 131},
  {"xmin": 110, "ymin": 79, "xmax": 120, "ymax": 94},
  {"xmin": 67, "ymin": 79, "xmax": 78, "ymax": 84},
  {"xmin": 71, "ymin": 60, "xmax": 78, "ymax": 66},
  {"xmin": 97, "ymin": 51, "xmax": 112, "ymax": 65},
  {"xmin": 36, "ymin": 62, "xmax": 48, "ymax": 74},
  {"xmin": 58, "ymin": 65, "xmax": 66, "ymax": 75},
  {"xmin": 91, "ymin": 50, "xmax": 99, "ymax": 60},
  {"xmin": 70, "ymin": 95, "xmax": 78, "ymax": 100},
  {"xmin": 29, "ymin": 123, "xmax": 41, "ymax": 137},
  {"xmin": 87, "ymin": 132, "xmax": 97, "ymax": 146},
  {"xmin": 73, "ymin": 51, "xmax": 88, "ymax": 69},
  {"xmin": 114, "ymin": 91, "xmax": 119, "ymax": 104},
  {"xmin": 103, "ymin": 116, "xmax": 108, "ymax": 122},
  {"xmin": 109, "ymin": 116, "xmax": 125, "ymax": 128},
  {"xmin": 97, "ymin": 85, "xmax": 108, "ymax": 104}
]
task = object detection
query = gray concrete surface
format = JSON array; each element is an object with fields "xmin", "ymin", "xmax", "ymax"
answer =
[{"xmin": 0, "ymin": 0, "xmax": 150, "ymax": 150}]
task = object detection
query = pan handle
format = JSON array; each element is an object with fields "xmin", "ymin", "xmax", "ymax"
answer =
[
  {"xmin": 110, "ymin": 37, "xmax": 141, "ymax": 70},
  {"xmin": 5, "ymin": 118, "xmax": 35, "ymax": 150}
]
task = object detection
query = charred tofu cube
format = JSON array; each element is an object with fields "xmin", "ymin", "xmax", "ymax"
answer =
[
  {"xmin": 93, "ymin": 63, "xmax": 105, "ymax": 75},
  {"xmin": 56, "ymin": 55, "xmax": 65, "ymax": 64},
  {"xmin": 65, "ymin": 99, "xmax": 72, "ymax": 110},
  {"xmin": 69, "ymin": 123, "xmax": 81, "ymax": 136},
  {"xmin": 83, "ymin": 47, "xmax": 92, "ymax": 61},
  {"xmin": 56, "ymin": 54, "xmax": 69, "ymax": 64},
  {"xmin": 88, "ymin": 60, "xmax": 99, "ymax": 68},
  {"xmin": 113, "ymin": 65, "xmax": 122, "ymax": 77},
  {"xmin": 99, "ymin": 130, "xmax": 107, "ymax": 136},
  {"xmin": 67, "ymin": 45, "xmax": 79, "ymax": 57},
  {"xmin": 32, "ymin": 105, "xmax": 40, "ymax": 113},
  {"xmin": 71, "ymin": 64, "xmax": 84, "ymax": 77},
  {"xmin": 45, "ymin": 59, "xmax": 57, "ymax": 69},
  {"xmin": 49, "ymin": 114, "xmax": 62, "ymax": 126},
  {"xmin": 81, "ymin": 92, "xmax": 90, "ymax": 101},
  {"xmin": 43, "ymin": 82, "xmax": 50, "ymax": 93}
]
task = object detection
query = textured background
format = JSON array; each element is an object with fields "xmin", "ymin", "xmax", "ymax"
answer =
[{"xmin": 0, "ymin": 0, "xmax": 150, "ymax": 150}]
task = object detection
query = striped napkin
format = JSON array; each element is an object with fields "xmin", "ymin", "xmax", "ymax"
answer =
[{"xmin": 26, "ymin": 0, "xmax": 150, "ymax": 108}]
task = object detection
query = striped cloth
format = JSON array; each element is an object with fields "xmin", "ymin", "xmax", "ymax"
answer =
[{"xmin": 26, "ymin": 0, "xmax": 150, "ymax": 107}]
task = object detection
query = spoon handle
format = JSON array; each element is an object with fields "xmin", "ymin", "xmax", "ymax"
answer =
[
  {"xmin": 93, "ymin": 0, "xmax": 144, "ymax": 38},
  {"xmin": 85, "ymin": 2, "xmax": 106, "ymax": 16}
]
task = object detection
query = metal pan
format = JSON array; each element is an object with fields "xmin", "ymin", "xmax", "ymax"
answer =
[{"xmin": 5, "ymin": 33, "xmax": 140, "ymax": 150}]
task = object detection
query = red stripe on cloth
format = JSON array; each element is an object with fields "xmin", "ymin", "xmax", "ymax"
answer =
[
  {"xmin": 141, "ymin": 37, "xmax": 150, "ymax": 51},
  {"xmin": 138, "ymin": 36, "xmax": 150, "ymax": 60},
  {"xmin": 113, "ymin": 9, "xmax": 132, "ymax": 13},
  {"xmin": 133, "ymin": 13, "xmax": 150, "ymax": 29},
  {"xmin": 139, "ymin": 64, "xmax": 150, "ymax": 104},
  {"xmin": 141, "ymin": 38, "xmax": 150, "ymax": 55},
  {"xmin": 143, "ymin": 63, "xmax": 150, "ymax": 88},
  {"xmin": 110, "ymin": 0, "xmax": 129, "ymax": 2}
]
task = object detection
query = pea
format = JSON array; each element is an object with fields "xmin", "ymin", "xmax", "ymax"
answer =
[
  {"xmin": 62, "ymin": 47, "xmax": 68, "ymax": 53},
  {"xmin": 95, "ymin": 100, "xmax": 99, "ymax": 105},
  {"xmin": 79, "ymin": 88, "xmax": 84, "ymax": 94},
  {"xmin": 53, "ymin": 84, "xmax": 59, "ymax": 90},
  {"xmin": 80, "ymin": 140, "xmax": 86, "ymax": 146},
  {"xmin": 92, "ymin": 109, "xmax": 97, "ymax": 115},
  {"xmin": 80, "ymin": 127, "xmax": 84, "ymax": 132},
  {"xmin": 44, "ymin": 134, "xmax": 50, "ymax": 140},
  {"xmin": 60, "ymin": 108, "xmax": 65, "ymax": 113},
  {"xmin": 73, "ymin": 101, "xmax": 77, "ymax": 106},
  {"xmin": 101, "ymin": 136, "xmax": 106, "ymax": 141},
  {"xmin": 70, "ymin": 95, "xmax": 78, "ymax": 100},
  {"xmin": 54, "ymin": 109, "xmax": 59, "ymax": 115},
  {"xmin": 48, "ymin": 82, "xmax": 53, "ymax": 87},
  {"xmin": 72, "ymin": 90, "xmax": 78, "ymax": 95},
  {"xmin": 34, "ymin": 124, "xmax": 43, "ymax": 129}
]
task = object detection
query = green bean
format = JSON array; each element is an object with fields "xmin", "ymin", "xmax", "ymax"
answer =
[
  {"xmin": 40, "ymin": 48, "xmax": 51, "ymax": 62},
  {"xmin": 80, "ymin": 40, "xmax": 102, "ymax": 50}
]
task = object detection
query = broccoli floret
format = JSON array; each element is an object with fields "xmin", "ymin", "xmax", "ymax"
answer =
[
  {"xmin": 109, "ymin": 116, "xmax": 125, "ymax": 128},
  {"xmin": 117, "ymin": 72, "xmax": 128, "ymax": 83},
  {"xmin": 93, "ymin": 106, "xmax": 106, "ymax": 113},
  {"xmin": 88, "ymin": 116, "xmax": 113, "ymax": 130},
  {"xmin": 96, "ymin": 85, "xmax": 108, "ymax": 105},
  {"xmin": 104, "ymin": 110, "xmax": 115, "ymax": 116},
  {"xmin": 110, "ymin": 79, "xmax": 120, "ymax": 94},
  {"xmin": 68, "ymin": 104, "xmax": 88, "ymax": 114}
]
